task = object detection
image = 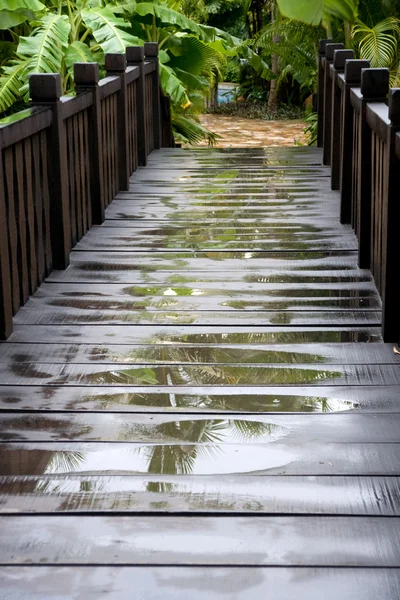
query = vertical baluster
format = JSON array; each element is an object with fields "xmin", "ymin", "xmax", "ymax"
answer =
[
  {"xmin": 317, "ymin": 39, "xmax": 333, "ymax": 148},
  {"xmin": 323, "ymin": 43, "xmax": 344, "ymax": 165},
  {"xmin": 74, "ymin": 63, "xmax": 105, "ymax": 223},
  {"xmin": 105, "ymin": 53, "xmax": 129, "ymax": 191},
  {"xmin": 330, "ymin": 49, "xmax": 354, "ymax": 190},
  {"xmin": 161, "ymin": 95, "xmax": 174, "ymax": 147},
  {"xmin": 144, "ymin": 42, "xmax": 161, "ymax": 151},
  {"xmin": 29, "ymin": 73, "xmax": 71, "ymax": 269},
  {"xmin": 0, "ymin": 154, "xmax": 13, "ymax": 339},
  {"xmin": 127, "ymin": 47, "xmax": 148, "ymax": 166},
  {"xmin": 382, "ymin": 89, "xmax": 400, "ymax": 342},
  {"xmin": 358, "ymin": 68, "xmax": 389, "ymax": 268},
  {"xmin": 340, "ymin": 58, "xmax": 370, "ymax": 224}
]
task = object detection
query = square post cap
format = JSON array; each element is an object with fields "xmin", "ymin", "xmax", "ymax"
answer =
[
  {"xmin": 344, "ymin": 59, "xmax": 370, "ymax": 84},
  {"xmin": 29, "ymin": 73, "xmax": 62, "ymax": 102},
  {"xmin": 333, "ymin": 49, "xmax": 354, "ymax": 70},
  {"xmin": 105, "ymin": 53, "xmax": 127, "ymax": 72},
  {"xmin": 126, "ymin": 46, "xmax": 144, "ymax": 64},
  {"xmin": 74, "ymin": 62, "xmax": 99, "ymax": 86},
  {"xmin": 144, "ymin": 42, "xmax": 159, "ymax": 58},
  {"xmin": 319, "ymin": 39, "xmax": 334, "ymax": 54},
  {"xmin": 325, "ymin": 43, "xmax": 344, "ymax": 60},
  {"xmin": 361, "ymin": 68, "xmax": 390, "ymax": 98},
  {"xmin": 389, "ymin": 88, "xmax": 400, "ymax": 126}
]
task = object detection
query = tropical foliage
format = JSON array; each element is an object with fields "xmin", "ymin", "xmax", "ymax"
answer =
[
  {"xmin": 249, "ymin": 0, "xmax": 400, "ymax": 124},
  {"xmin": 0, "ymin": 0, "xmax": 273, "ymax": 144},
  {"xmin": 1, "ymin": 0, "xmax": 400, "ymax": 144}
]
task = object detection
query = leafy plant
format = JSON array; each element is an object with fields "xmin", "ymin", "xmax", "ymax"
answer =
[
  {"xmin": 256, "ymin": 17, "xmax": 324, "ymax": 98},
  {"xmin": 0, "ymin": 0, "xmax": 272, "ymax": 144},
  {"xmin": 352, "ymin": 16, "xmax": 400, "ymax": 68},
  {"xmin": 276, "ymin": 0, "xmax": 359, "ymax": 26},
  {"xmin": 304, "ymin": 110, "xmax": 318, "ymax": 145}
]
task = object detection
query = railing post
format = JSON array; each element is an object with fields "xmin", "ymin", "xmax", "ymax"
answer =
[
  {"xmin": 339, "ymin": 58, "xmax": 370, "ymax": 224},
  {"xmin": 323, "ymin": 43, "xmax": 344, "ymax": 165},
  {"xmin": 161, "ymin": 95, "xmax": 175, "ymax": 147},
  {"xmin": 317, "ymin": 39, "xmax": 333, "ymax": 148},
  {"xmin": 105, "ymin": 53, "xmax": 130, "ymax": 190},
  {"xmin": 74, "ymin": 62, "xmax": 105, "ymax": 224},
  {"xmin": 0, "ymin": 157, "xmax": 13, "ymax": 339},
  {"xmin": 29, "ymin": 74, "xmax": 71, "ymax": 269},
  {"xmin": 382, "ymin": 89, "xmax": 400, "ymax": 342},
  {"xmin": 144, "ymin": 42, "xmax": 161, "ymax": 150},
  {"xmin": 358, "ymin": 68, "xmax": 389, "ymax": 268},
  {"xmin": 330, "ymin": 49, "xmax": 354, "ymax": 190},
  {"xmin": 126, "ymin": 46, "xmax": 148, "ymax": 166}
]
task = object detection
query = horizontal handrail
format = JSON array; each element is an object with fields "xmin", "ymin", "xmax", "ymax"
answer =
[
  {"xmin": 126, "ymin": 66, "xmax": 140, "ymax": 84},
  {"xmin": 0, "ymin": 42, "xmax": 175, "ymax": 340},
  {"xmin": 99, "ymin": 76, "xmax": 121, "ymax": 100},
  {"xmin": 61, "ymin": 91, "xmax": 93, "ymax": 120},
  {"xmin": 144, "ymin": 61, "xmax": 156, "ymax": 74},
  {"xmin": 0, "ymin": 107, "xmax": 52, "ymax": 149},
  {"xmin": 317, "ymin": 40, "xmax": 400, "ymax": 342},
  {"xmin": 366, "ymin": 103, "xmax": 390, "ymax": 139}
]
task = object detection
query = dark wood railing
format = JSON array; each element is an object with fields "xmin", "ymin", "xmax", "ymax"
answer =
[
  {"xmin": 0, "ymin": 42, "xmax": 175, "ymax": 340},
  {"xmin": 318, "ymin": 41, "xmax": 400, "ymax": 342}
]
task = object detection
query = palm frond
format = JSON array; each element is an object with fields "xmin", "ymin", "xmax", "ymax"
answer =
[
  {"xmin": 352, "ymin": 17, "xmax": 400, "ymax": 67},
  {"xmin": 18, "ymin": 13, "xmax": 70, "ymax": 74},
  {"xmin": 167, "ymin": 35, "xmax": 222, "ymax": 74},
  {"xmin": 160, "ymin": 62, "xmax": 191, "ymax": 107},
  {"xmin": 174, "ymin": 68, "xmax": 209, "ymax": 90},
  {"xmin": 82, "ymin": 6, "xmax": 143, "ymax": 54},
  {"xmin": 172, "ymin": 114, "xmax": 220, "ymax": 146},
  {"xmin": 0, "ymin": 59, "xmax": 28, "ymax": 114},
  {"xmin": 134, "ymin": 2, "xmax": 215, "ymax": 41},
  {"xmin": 256, "ymin": 18, "xmax": 321, "ymax": 91}
]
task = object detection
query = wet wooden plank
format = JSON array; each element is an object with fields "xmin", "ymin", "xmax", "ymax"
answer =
[
  {"xmin": 0, "ymin": 342, "xmax": 395, "ymax": 365},
  {"xmin": 2, "ymin": 441, "xmax": 400, "ymax": 475},
  {"xmin": 48, "ymin": 267, "xmax": 373, "ymax": 284},
  {"xmin": 0, "ymin": 385, "xmax": 397, "ymax": 413},
  {"xmin": 112, "ymin": 192, "xmax": 338, "ymax": 202},
  {"xmin": 58, "ymin": 249, "xmax": 360, "ymax": 266},
  {"xmin": 13, "ymin": 306, "xmax": 381, "ymax": 326},
  {"xmin": 0, "ymin": 515, "xmax": 400, "ymax": 565},
  {"xmin": 7, "ymin": 325, "xmax": 383, "ymax": 344},
  {"xmin": 1, "ymin": 566, "xmax": 400, "ymax": 599},
  {"xmin": 16, "ymin": 294, "xmax": 382, "ymax": 316},
  {"xmin": 0, "ymin": 362, "xmax": 398, "ymax": 386},
  {"xmin": 0, "ymin": 475, "xmax": 399, "ymax": 515},
  {"xmin": 131, "ymin": 166, "xmax": 332, "ymax": 176},
  {"xmin": 98, "ymin": 217, "xmax": 363, "ymax": 227},
  {"xmin": 113, "ymin": 193, "xmax": 338, "ymax": 205},
  {"xmin": 35, "ymin": 280, "xmax": 377, "ymax": 298},
  {"xmin": 105, "ymin": 205, "xmax": 342, "ymax": 220},
  {"xmin": 75, "ymin": 228, "xmax": 357, "ymax": 251},
  {"xmin": 1, "ymin": 412, "xmax": 400, "ymax": 443}
]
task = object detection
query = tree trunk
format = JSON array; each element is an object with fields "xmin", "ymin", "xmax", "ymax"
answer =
[{"xmin": 267, "ymin": 4, "xmax": 280, "ymax": 114}]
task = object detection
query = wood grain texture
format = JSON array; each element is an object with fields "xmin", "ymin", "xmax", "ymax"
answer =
[
  {"xmin": 2, "ymin": 566, "xmax": 400, "ymax": 599},
  {"xmin": 0, "ymin": 515, "xmax": 400, "ymax": 565}
]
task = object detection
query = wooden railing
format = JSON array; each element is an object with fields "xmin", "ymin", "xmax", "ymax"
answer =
[
  {"xmin": 318, "ymin": 40, "xmax": 400, "ymax": 342},
  {"xmin": 0, "ymin": 42, "xmax": 175, "ymax": 340}
]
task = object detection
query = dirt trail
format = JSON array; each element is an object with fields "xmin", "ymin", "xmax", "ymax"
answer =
[{"xmin": 196, "ymin": 114, "xmax": 307, "ymax": 147}]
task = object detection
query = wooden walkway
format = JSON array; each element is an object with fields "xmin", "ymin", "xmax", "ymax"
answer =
[{"xmin": 1, "ymin": 146, "xmax": 400, "ymax": 598}]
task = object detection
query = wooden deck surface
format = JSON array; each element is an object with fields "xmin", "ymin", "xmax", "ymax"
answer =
[{"xmin": 1, "ymin": 146, "xmax": 400, "ymax": 598}]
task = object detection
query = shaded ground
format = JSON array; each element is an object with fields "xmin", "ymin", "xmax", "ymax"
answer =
[{"xmin": 197, "ymin": 114, "xmax": 307, "ymax": 147}]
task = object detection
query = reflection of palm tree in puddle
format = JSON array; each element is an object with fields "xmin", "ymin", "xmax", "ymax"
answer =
[{"xmin": 139, "ymin": 416, "xmax": 279, "ymax": 493}]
